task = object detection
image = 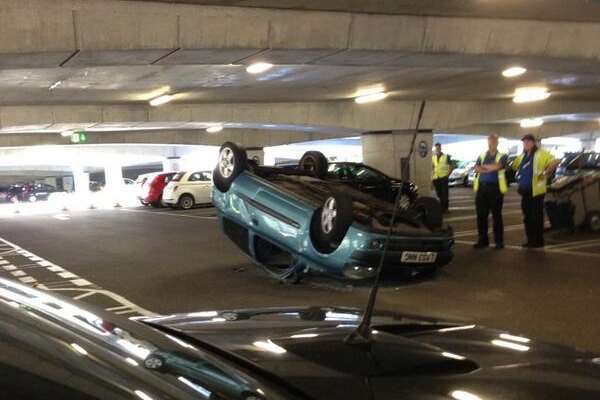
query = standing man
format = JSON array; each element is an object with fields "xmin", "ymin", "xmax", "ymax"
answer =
[
  {"xmin": 512, "ymin": 134, "xmax": 560, "ymax": 248},
  {"xmin": 473, "ymin": 134, "xmax": 508, "ymax": 249},
  {"xmin": 432, "ymin": 143, "xmax": 452, "ymax": 213}
]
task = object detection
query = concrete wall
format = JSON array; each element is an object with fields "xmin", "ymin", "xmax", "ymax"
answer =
[{"xmin": 362, "ymin": 131, "xmax": 433, "ymax": 196}]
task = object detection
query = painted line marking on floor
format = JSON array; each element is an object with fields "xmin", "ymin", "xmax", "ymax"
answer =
[
  {"xmin": 454, "ymin": 224, "xmax": 524, "ymax": 238},
  {"xmin": 119, "ymin": 208, "xmax": 217, "ymax": 220},
  {"xmin": 545, "ymin": 238, "xmax": 600, "ymax": 251},
  {"xmin": 0, "ymin": 235, "xmax": 152, "ymax": 316},
  {"xmin": 455, "ymin": 239, "xmax": 600, "ymax": 258},
  {"xmin": 73, "ymin": 291, "xmax": 96, "ymax": 300},
  {"xmin": 58, "ymin": 271, "xmax": 78, "ymax": 279},
  {"xmin": 445, "ymin": 210, "xmax": 522, "ymax": 222}
]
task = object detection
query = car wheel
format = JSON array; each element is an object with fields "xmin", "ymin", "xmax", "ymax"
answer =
[
  {"xmin": 587, "ymin": 211, "xmax": 600, "ymax": 233},
  {"xmin": 310, "ymin": 192, "xmax": 353, "ymax": 253},
  {"xmin": 411, "ymin": 196, "xmax": 443, "ymax": 230},
  {"xmin": 213, "ymin": 142, "xmax": 247, "ymax": 193},
  {"xmin": 178, "ymin": 194, "xmax": 195, "ymax": 210},
  {"xmin": 299, "ymin": 151, "xmax": 328, "ymax": 179},
  {"xmin": 463, "ymin": 176, "xmax": 469, "ymax": 187}
]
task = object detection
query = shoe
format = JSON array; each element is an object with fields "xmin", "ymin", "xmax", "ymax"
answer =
[
  {"xmin": 495, "ymin": 243, "xmax": 505, "ymax": 250},
  {"xmin": 473, "ymin": 242, "xmax": 489, "ymax": 249}
]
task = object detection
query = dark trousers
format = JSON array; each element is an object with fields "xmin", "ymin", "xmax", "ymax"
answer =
[
  {"xmin": 520, "ymin": 188, "xmax": 545, "ymax": 246},
  {"xmin": 433, "ymin": 177, "xmax": 449, "ymax": 212},
  {"xmin": 475, "ymin": 183, "xmax": 504, "ymax": 245}
]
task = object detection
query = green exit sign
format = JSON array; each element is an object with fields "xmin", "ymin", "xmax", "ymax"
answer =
[{"xmin": 70, "ymin": 132, "xmax": 88, "ymax": 144}]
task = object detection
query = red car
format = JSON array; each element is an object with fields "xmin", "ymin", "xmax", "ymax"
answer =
[{"xmin": 136, "ymin": 172, "xmax": 176, "ymax": 207}]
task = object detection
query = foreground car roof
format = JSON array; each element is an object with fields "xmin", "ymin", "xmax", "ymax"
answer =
[{"xmin": 144, "ymin": 306, "xmax": 600, "ymax": 400}]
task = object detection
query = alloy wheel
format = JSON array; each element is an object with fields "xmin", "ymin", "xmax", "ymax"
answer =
[
  {"xmin": 321, "ymin": 197, "xmax": 337, "ymax": 234},
  {"xmin": 219, "ymin": 147, "xmax": 235, "ymax": 178}
]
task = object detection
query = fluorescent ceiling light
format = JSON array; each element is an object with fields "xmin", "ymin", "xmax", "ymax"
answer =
[
  {"xmin": 513, "ymin": 87, "xmax": 551, "ymax": 103},
  {"xmin": 206, "ymin": 125, "xmax": 223, "ymax": 133},
  {"xmin": 520, "ymin": 118, "xmax": 544, "ymax": 128},
  {"xmin": 246, "ymin": 62, "xmax": 273, "ymax": 74},
  {"xmin": 499, "ymin": 333, "xmax": 531, "ymax": 343},
  {"xmin": 49, "ymin": 80, "xmax": 63, "ymax": 91},
  {"xmin": 149, "ymin": 94, "xmax": 174, "ymax": 107},
  {"xmin": 502, "ymin": 66, "xmax": 527, "ymax": 78},
  {"xmin": 355, "ymin": 91, "xmax": 388, "ymax": 104},
  {"xmin": 60, "ymin": 130, "xmax": 74, "ymax": 137}
]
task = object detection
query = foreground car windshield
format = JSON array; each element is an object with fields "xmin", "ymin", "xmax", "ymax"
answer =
[{"xmin": 0, "ymin": 278, "xmax": 293, "ymax": 400}]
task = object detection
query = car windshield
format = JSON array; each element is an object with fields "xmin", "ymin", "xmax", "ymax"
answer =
[{"xmin": 0, "ymin": 278, "xmax": 290, "ymax": 400}]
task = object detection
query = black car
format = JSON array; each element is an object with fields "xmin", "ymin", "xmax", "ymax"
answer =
[
  {"xmin": 6, "ymin": 182, "xmax": 56, "ymax": 203},
  {"xmin": 555, "ymin": 152, "xmax": 600, "ymax": 180},
  {"xmin": 327, "ymin": 162, "xmax": 418, "ymax": 205},
  {"xmin": 2, "ymin": 277, "xmax": 600, "ymax": 399}
]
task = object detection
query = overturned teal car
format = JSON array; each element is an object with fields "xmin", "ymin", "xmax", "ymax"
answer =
[{"xmin": 212, "ymin": 142, "xmax": 454, "ymax": 282}]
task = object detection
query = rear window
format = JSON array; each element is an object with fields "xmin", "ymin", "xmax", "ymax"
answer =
[{"xmin": 171, "ymin": 172, "xmax": 185, "ymax": 182}]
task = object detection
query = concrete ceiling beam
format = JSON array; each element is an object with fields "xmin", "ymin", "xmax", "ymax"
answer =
[{"xmin": 2, "ymin": 0, "xmax": 600, "ymax": 70}]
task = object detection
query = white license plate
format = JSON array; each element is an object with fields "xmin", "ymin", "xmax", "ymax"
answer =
[{"xmin": 401, "ymin": 251, "xmax": 437, "ymax": 264}]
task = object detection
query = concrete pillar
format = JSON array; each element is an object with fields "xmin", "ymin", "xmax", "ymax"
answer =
[
  {"xmin": 72, "ymin": 165, "xmax": 90, "ymax": 195},
  {"xmin": 362, "ymin": 130, "xmax": 433, "ymax": 196},
  {"xmin": 247, "ymin": 148, "xmax": 265, "ymax": 165},
  {"xmin": 104, "ymin": 163, "xmax": 124, "ymax": 194},
  {"xmin": 581, "ymin": 138, "xmax": 597, "ymax": 151},
  {"xmin": 162, "ymin": 156, "xmax": 181, "ymax": 172}
]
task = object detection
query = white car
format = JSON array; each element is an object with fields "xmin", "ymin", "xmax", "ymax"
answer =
[
  {"xmin": 162, "ymin": 171, "xmax": 213, "ymax": 209},
  {"xmin": 449, "ymin": 161, "xmax": 476, "ymax": 187}
]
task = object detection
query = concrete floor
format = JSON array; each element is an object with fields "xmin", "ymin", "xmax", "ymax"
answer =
[{"xmin": 1, "ymin": 187, "xmax": 600, "ymax": 353}]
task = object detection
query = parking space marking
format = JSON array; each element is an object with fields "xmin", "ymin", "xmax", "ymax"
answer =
[
  {"xmin": 119, "ymin": 208, "xmax": 217, "ymax": 220},
  {"xmin": 0, "ymin": 235, "xmax": 152, "ymax": 316},
  {"xmin": 445, "ymin": 210, "xmax": 521, "ymax": 222},
  {"xmin": 455, "ymin": 239, "xmax": 600, "ymax": 259},
  {"xmin": 454, "ymin": 224, "xmax": 524, "ymax": 238},
  {"xmin": 545, "ymin": 238, "xmax": 600, "ymax": 251}
]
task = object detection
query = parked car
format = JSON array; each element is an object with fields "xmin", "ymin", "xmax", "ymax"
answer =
[
  {"xmin": 327, "ymin": 162, "xmax": 418, "ymax": 205},
  {"xmin": 212, "ymin": 142, "xmax": 454, "ymax": 282},
  {"xmin": 0, "ymin": 185, "xmax": 9, "ymax": 203},
  {"xmin": 6, "ymin": 183, "xmax": 56, "ymax": 203},
  {"xmin": 2, "ymin": 277, "xmax": 600, "ymax": 400},
  {"xmin": 136, "ymin": 172, "xmax": 176, "ymax": 207},
  {"xmin": 162, "ymin": 171, "xmax": 213, "ymax": 209},
  {"xmin": 449, "ymin": 160, "xmax": 475, "ymax": 187},
  {"xmin": 555, "ymin": 151, "xmax": 600, "ymax": 180}
]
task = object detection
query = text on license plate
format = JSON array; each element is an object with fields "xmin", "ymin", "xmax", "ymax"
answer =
[{"xmin": 401, "ymin": 251, "xmax": 437, "ymax": 264}]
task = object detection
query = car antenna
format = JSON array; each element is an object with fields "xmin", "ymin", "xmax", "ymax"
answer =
[{"xmin": 345, "ymin": 100, "xmax": 427, "ymax": 346}]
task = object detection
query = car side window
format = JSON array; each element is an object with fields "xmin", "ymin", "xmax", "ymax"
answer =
[
  {"xmin": 188, "ymin": 173, "xmax": 201, "ymax": 182},
  {"xmin": 189, "ymin": 172, "xmax": 211, "ymax": 182},
  {"xmin": 355, "ymin": 166, "xmax": 384, "ymax": 182}
]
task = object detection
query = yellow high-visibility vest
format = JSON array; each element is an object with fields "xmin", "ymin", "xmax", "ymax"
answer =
[
  {"xmin": 473, "ymin": 152, "xmax": 508, "ymax": 194},
  {"xmin": 432, "ymin": 154, "xmax": 450, "ymax": 179},
  {"xmin": 513, "ymin": 148, "xmax": 556, "ymax": 197}
]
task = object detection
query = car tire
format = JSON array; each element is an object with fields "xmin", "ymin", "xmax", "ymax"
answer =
[
  {"xmin": 411, "ymin": 196, "xmax": 443, "ymax": 230},
  {"xmin": 178, "ymin": 194, "xmax": 195, "ymax": 210},
  {"xmin": 299, "ymin": 151, "xmax": 328, "ymax": 179},
  {"xmin": 587, "ymin": 211, "xmax": 600, "ymax": 233},
  {"xmin": 310, "ymin": 192, "xmax": 353, "ymax": 254},
  {"xmin": 213, "ymin": 142, "xmax": 247, "ymax": 193}
]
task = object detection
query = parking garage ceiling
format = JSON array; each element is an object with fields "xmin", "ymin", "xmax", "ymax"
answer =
[
  {"xmin": 1, "ymin": 0, "xmax": 599, "ymax": 144},
  {"xmin": 132, "ymin": 0, "xmax": 600, "ymax": 23}
]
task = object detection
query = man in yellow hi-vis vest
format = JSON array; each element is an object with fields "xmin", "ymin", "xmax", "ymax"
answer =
[
  {"xmin": 473, "ymin": 134, "xmax": 508, "ymax": 249},
  {"xmin": 432, "ymin": 143, "xmax": 453, "ymax": 213},
  {"xmin": 512, "ymin": 134, "xmax": 560, "ymax": 248}
]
